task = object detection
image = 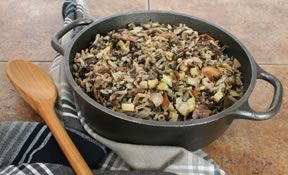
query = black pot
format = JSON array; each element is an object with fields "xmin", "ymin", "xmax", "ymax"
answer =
[{"xmin": 51, "ymin": 11, "xmax": 283, "ymax": 150}]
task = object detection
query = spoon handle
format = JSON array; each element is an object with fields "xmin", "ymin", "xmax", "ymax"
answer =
[{"xmin": 39, "ymin": 106, "xmax": 94, "ymax": 175}]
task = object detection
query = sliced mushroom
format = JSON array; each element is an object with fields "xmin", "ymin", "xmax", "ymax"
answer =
[
  {"xmin": 202, "ymin": 66, "xmax": 221, "ymax": 81},
  {"xmin": 149, "ymin": 93, "xmax": 163, "ymax": 107},
  {"xmin": 192, "ymin": 104, "xmax": 212, "ymax": 119},
  {"xmin": 223, "ymin": 95, "xmax": 237, "ymax": 109},
  {"xmin": 121, "ymin": 34, "xmax": 138, "ymax": 42}
]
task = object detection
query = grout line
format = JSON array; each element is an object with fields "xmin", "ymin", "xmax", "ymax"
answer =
[{"xmin": 147, "ymin": 0, "xmax": 151, "ymax": 11}]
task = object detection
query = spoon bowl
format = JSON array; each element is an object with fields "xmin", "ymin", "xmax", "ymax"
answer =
[
  {"xmin": 6, "ymin": 60, "xmax": 93, "ymax": 175},
  {"xmin": 6, "ymin": 60, "xmax": 56, "ymax": 111}
]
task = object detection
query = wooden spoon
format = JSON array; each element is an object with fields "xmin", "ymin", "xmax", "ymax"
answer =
[{"xmin": 5, "ymin": 60, "xmax": 94, "ymax": 175}]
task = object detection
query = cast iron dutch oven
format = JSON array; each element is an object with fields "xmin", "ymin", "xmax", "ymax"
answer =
[{"xmin": 51, "ymin": 11, "xmax": 283, "ymax": 150}]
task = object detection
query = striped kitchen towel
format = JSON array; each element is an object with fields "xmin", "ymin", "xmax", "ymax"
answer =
[{"xmin": 0, "ymin": 0, "xmax": 225, "ymax": 174}]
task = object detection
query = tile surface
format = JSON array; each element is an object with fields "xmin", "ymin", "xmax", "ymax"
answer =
[
  {"xmin": 88, "ymin": 0, "xmax": 147, "ymax": 18},
  {"xmin": 0, "ymin": 62, "xmax": 50, "ymax": 122},
  {"xmin": 203, "ymin": 65, "xmax": 288, "ymax": 175},
  {"xmin": 0, "ymin": 1, "xmax": 287, "ymax": 175},
  {"xmin": 151, "ymin": 0, "xmax": 288, "ymax": 64},
  {"xmin": 0, "ymin": 0, "xmax": 147, "ymax": 62},
  {"xmin": 0, "ymin": 0, "xmax": 62, "ymax": 61}
]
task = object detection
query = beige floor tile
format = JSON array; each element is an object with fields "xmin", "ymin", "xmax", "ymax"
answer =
[
  {"xmin": 88, "ymin": 0, "xmax": 147, "ymax": 18},
  {"xmin": 151, "ymin": 0, "xmax": 288, "ymax": 64},
  {"xmin": 204, "ymin": 65, "xmax": 288, "ymax": 174},
  {"xmin": 0, "ymin": 0, "xmax": 63, "ymax": 61},
  {"xmin": 0, "ymin": 0, "xmax": 147, "ymax": 62},
  {"xmin": 0, "ymin": 62, "xmax": 51, "ymax": 122}
]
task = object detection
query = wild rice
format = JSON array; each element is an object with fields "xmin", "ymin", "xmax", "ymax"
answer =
[{"xmin": 72, "ymin": 22, "xmax": 244, "ymax": 121}]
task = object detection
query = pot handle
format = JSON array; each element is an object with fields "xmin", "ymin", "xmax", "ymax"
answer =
[
  {"xmin": 51, "ymin": 19, "xmax": 93, "ymax": 55},
  {"xmin": 233, "ymin": 65, "xmax": 283, "ymax": 120}
]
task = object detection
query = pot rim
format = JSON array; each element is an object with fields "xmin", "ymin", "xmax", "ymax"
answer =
[{"xmin": 64, "ymin": 10, "xmax": 257, "ymax": 127}]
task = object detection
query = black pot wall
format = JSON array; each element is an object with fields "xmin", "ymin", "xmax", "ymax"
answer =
[{"xmin": 74, "ymin": 90, "xmax": 232, "ymax": 150}]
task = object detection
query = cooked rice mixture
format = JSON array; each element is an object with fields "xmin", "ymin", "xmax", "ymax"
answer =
[{"xmin": 72, "ymin": 22, "xmax": 244, "ymax": 121}]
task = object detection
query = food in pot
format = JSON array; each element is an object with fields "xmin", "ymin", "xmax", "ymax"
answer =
[{"xmin": 72, "ymin": 22, "xmax": 244, "ymax": 121}]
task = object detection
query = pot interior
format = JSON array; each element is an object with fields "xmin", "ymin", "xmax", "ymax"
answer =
[{"xmin": 68, "ymin": 11, "xmax": 253, "ymax": 108}]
